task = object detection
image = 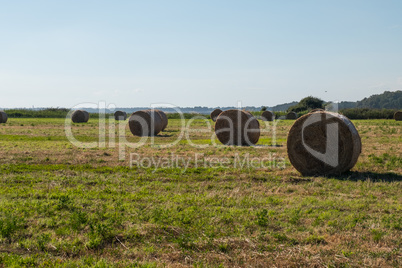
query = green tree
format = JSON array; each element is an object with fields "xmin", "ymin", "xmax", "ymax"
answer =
[{"xmin": 288, "ymin": 96, "xmax": 324, "ymax": 112}]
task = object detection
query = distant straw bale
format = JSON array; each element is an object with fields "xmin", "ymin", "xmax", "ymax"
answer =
[
  {"xmin": 394, "ymin": 111, "xmax": 402, "ymax": 121},
  {"xmin": 129, "ymin": 110, "xmax": 163, "ymax": 136},
  {"xmin": 155, "ymin": 110, "xmax": 168, "ymax": 131},
  {"xmin": 261, "ymin": 110, "xmax": 274, "ymax": 121},
  {"xmin": 210, "ymin": 109, "xmax": 222, "ymax": 122},
  {"xmin": 286, "ymin": 112, "xmax": 298, "ymax": 120},
  {"xmin": 215, "ymin": 109, "xmax": 260, "ymax": 146},
  {"xmin": 71, "ymin": 110, "xmax": 89, "ymax": 123},
  {"xmin": 0, "ymin": 111, "xmax": 8, "ymax": 123},
  {"xmin": 114, "ymin": 111, "xmax": 127, "ymax": 121}
]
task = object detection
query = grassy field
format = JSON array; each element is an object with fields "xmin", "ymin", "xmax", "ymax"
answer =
[{"xmin": 0, "ymin": 118, "xmax": 401, "ymax": 267}]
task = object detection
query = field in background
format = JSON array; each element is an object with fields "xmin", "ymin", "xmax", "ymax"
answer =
[{"xmin": 0, "ymin": 118, "xmax": 401, "ymax": 267}]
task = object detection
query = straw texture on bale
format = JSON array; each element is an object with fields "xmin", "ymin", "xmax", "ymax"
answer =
[
  {"xmin": 215, "ymin": 109, "xmax": 260, "ymax": 146},
  {"xmin": 0, "ymin": 111, "xmax": 8, "ymax": 124},
  {"xmin": 286, "ymin": 112, "xmax": 298, "ymax": 120},
  {"xmin": 114, "ymin": 111, "xmax": 127, "ymax": 121},
  {"xmin": 261, "ymin": 110, "xmax": 274, "ymax": 121},
  {"xmin": 155, "ymin": 110, "xmax": 168, "ymax": 131},
  {"xmin": 210, "ymin": 109, "xmax": 222, "ymax": 122},
  {"xmin": 83, "ymin": 111, "xmax": 89, "ymax": 122},
  {"xmin": 287, "ymin": 111, "xmax": 361, "ymax": 176},
  {"xmin": 129, "ymin": 110, "xmax": 163, "ymax": 136},
  {"xmin": 71, "ymin": 110, "xmax": 89, "ymax": 123},
  {"xmin": 309, "ymin": 108, "xmax": 324, "ymax": 113},
  {"xmin": 394, "ymin": 111, "xmax": 402, "ymax": 121}
]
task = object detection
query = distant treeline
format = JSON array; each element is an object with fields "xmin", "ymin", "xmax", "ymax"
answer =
[
  {"xmin": 3, "ymin": 108, "xmax": 399, "ymax": 120},
  {"xmin": 340, "ymin": 108, "xmax": 397, "ymax": 120},
  {"xmin": 253, "ymin": 109, "xmax": 399, "ymax": 120},
  {"xmin": 356, "ymin": 90, "xmax": 401, "ymax": 109},
  {"xmin": 4, "ymin": 108, "xmax": 206, "ymax": 120},
  {"xmin": 336, "ymin": 91, "xmax": 401, "ymax": 110},
  {"xmin": 5, "ymin": 108, "xmax": 106, "ymax": 119},
  {"xmin": 6, "ymin": 108, "xmax": 70, "ymax": 118}
]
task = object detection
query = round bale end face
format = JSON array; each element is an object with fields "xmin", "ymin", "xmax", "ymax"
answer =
[
  {"xmin": 394, "ymin": 111, "xmax": 402, "ymax": 121},
  {"xmin": 0, "ymin": 111, "xmax": 8, "ymax": 124},
  {"xmin": 211, "ymin": 109, "xmax": 223, "ymax": 122},
  {"xmin": 261, "ymin": 111, "xmax": 274, "ymax": 121},
  {"xmin": 114, "ymin": 111, "xmax": 127, "ymax": 121},
  {"xmin": 287, "ymin": 111, "xmax": 361, "ymax": 176},
  {"xmin": 129, "ymin": 110, "xmax": 163, "ymax": 137},
  {"xmin": 215, "ymin": 109, "xmax": 260, "ymax": 146},
  {"xmin": 71, "ymin": 110, "xmax": 88, "ymax": 123}
]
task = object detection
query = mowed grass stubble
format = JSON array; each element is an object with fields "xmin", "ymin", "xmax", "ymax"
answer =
[{"xmin": 0, "ymin": 117, "xmax": 401, "ymax": 267}]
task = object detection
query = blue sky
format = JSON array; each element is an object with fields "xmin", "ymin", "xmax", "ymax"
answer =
[{"xmin": 1, "ymin": 0, "xmax": 402, "ymax": 108}]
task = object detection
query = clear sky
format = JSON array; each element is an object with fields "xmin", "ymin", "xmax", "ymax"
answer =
[{"xmin": 1, "ymin": 0, "xmax": 402, "ymax": 108}]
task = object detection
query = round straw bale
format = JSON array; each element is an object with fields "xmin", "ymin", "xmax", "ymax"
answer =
[
  {"xmin": 129, "ymin": 110, "xmax": 163, "ymax": 136},
  {"xmin": 155, "ymin": 110, "xmax": 168, "ymax": 131},
  {"xmin": 394, "ymin": 111, "xmax": 402, "ymax": 121},
  {"xmin": 286, "ymin": 112, "xmax": 298, "ymax": 120},
  {"xmin": 83, "ymin": 111, "xmax": 89, "ymax": 122},
  {"xmin": 0, "ymin": 111, "xmax": 8, "ymax": 124},
  {"xmin": 114, "ymin": 111, "xmax": 127, "ymax": 121},
  {"xmin": 309, "ymin": 108, "xmax": 324, "ymax": 113},
  {"xmin": 243, "ymin": 111, "xmax": 259, "ymax": 128},
  {"xmin": 71, "ymin": 110, "xmax": 89, "ymax": 123},
  {"xmin": 287, "ymin": 111, "xmax": 361, "ymax": 176},
  {"xmin": 215, "ymin": 109, "xmax": 260, "ymax": 146},
  {"xmin": 210, "ymin": 109, "xmax": 222, "ymax": 122},
  {"xmin": 261, "ymin": 110, "xmax": 274, "ymax": 121}
]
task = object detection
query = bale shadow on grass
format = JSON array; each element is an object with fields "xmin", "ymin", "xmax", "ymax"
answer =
[
  {"xmin": 327, "ymin": 171, "xmax": 402, "ymax": 182},
  {"xmin": 156, "ymin": 134, "xmax": 174, "ymax": 137},
  {"xmin": 254, "ymin": 144, "xmax": 284, "ymax": 148}
]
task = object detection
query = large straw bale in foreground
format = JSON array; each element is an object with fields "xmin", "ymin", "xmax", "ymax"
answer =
[{"xmin": 287, "ymin": 111, "xmax": 361, "ymax": 176}]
